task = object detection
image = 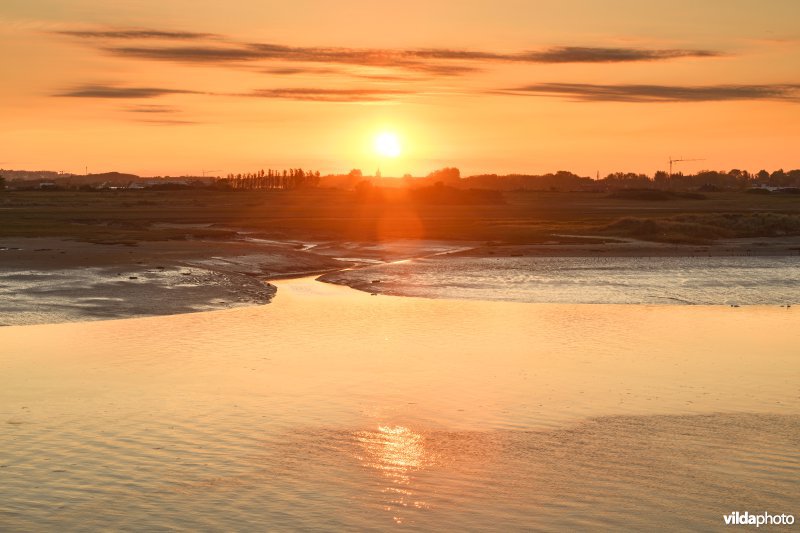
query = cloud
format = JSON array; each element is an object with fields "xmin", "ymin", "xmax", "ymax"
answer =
[
  {"xmin": 55, "ymin": 29, "xmax": 215, "ymax": 40},
  {"xmin": 261, "ymin": 67, "xmax": 426, "ymax": 81},
  {"xmin": 137, "ymin": 119, "xmax": 200, "ymax": 125},
  {"xmin": 247, "ymin": 88, "xmax": 410, "ymax": 102},
  {"xmin": 105, "ymin": 43, "xmax": 476, "ymax": 75},
  {"xmin": 352, "ymin": 73, "xmax": 424, "ymax": 82},
  {"xmin": 262, "ymin": 67, "xmax": 342, "ymax": 76},
  {"xmin": 95, "ymin": 37, "xmax": 718, "ymax": 75},
  {"xmin": 516, "ymin": 46, "xmax": 720, "ymax": 63},
  {"xmin": 400, "ymin": 63, "xmax": 480, "ymax": 75},
  {"xmin": 498, "ymin": 83, "xmax": 800, "ymax": 102},
  {"xmin": 56, "ymin": 85, "xmax": 199, "ymax": 98},
  {"xmin": 407, "ymin": 46, "xmax": 717, "ymax": 62},
  {"xmin": 125, "ymin": 104, "xmax": 180, "ymax": 113},
  {"xmin": 108, "ymin": 46, "xmax": 263, "ymax": 62},
  {"xmin": 55, "ymin": 83, "xmax": 406, "ymax": 104}
]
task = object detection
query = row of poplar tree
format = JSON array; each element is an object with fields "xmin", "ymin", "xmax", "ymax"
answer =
[{"xmin": 221, "ymin": 169, "xmax": 321, "ymax": 190}]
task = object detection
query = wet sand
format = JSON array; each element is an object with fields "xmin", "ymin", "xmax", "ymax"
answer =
[
  {"xmin": 452, "ymin": 235, "xmax": 800, "ymax": 258},
  {"xmin": 320, "ymin": 254, "xmax": 800, "ymax": 305},
  {"xmin": 0, "ymin": 237, "xmax": 348, "ymax": 275},
  {"xmin": 3, "ymin": 235, "xmax": 800, "ymax": 325},
  {"xmin": 0, "ymin": 237, "xmax": 343, "ymax": 325},
  {"xmin": 1, "ymin": 277, "xmax": 798, "ymax": 530},
  {"xmin": 0, "ymin": 237, "xmax": 472, "ymax": 325}
]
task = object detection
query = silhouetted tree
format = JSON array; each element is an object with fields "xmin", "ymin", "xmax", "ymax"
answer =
[
  {"xmin": 426, "ymin": 167, "xmax": 461, "ymax": 184},
  {"xmin": 602, "ymin": 172, "xmax": 651, "ymax": 189},
  {"xmin": 769, "ymin": 169, "xmax": 790, "ymax": 187}
]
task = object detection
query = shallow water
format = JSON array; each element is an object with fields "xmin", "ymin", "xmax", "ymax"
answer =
[
  {"xmin": 323, "ymin": 255, "xmax": 800, "ymax": 305},
  {"xmin": 1, "ymin": 278, "xmax": 798, "ymax": 530}
]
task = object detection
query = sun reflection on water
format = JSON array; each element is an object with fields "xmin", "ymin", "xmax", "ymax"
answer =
[{"xmin": 354, "ymin": 425, "xmax": 433, "ymax": 523}]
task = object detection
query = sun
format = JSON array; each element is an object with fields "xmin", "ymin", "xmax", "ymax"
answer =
[{"xmin": 374, "ymin": 132, "xmax": 402, "ymax": 158}]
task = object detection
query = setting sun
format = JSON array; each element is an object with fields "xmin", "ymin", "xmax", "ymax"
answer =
[
  {"xmin": 2, "ymin": 2, "xmax": 799, "ymax": 530},
  {"xmin": 374, "ymin": 132, "xmax": 402, "ymax": 158}
]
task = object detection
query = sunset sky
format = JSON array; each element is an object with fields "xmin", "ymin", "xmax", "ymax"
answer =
[{"xmin": 2, "ymin": 0, "xmax": 799, "ymax": 177}]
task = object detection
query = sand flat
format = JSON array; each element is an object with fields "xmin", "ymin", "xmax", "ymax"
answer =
[{"xmin": 1, "ymin": 278, "xmax": 798, "ymax": 529}]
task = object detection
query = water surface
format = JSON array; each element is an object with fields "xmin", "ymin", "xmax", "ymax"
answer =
[{"xmin": 1, "ymin": 278, "xmax": 798, "ymax": 530}]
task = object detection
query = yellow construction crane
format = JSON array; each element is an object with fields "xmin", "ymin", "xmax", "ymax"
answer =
[{"xmin": 668, "ymin": 157, "xmax": 704, "ymax": 178}]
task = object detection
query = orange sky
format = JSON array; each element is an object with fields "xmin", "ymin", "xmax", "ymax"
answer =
[{"xmin": 1, "ymin": 0, "xmax": 799, "ymax": 177}]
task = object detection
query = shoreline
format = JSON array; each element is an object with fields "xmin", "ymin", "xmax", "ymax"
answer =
[
  {"xmin": 2, "ymin": 235, "xmax": 799, "ymax": 326},
  {"xmin": 449, "ymin": 235, "xmax": 800, "ymax": 258},
  {"xmin": 0, "ymin": 237, "xmax": 342, "ymax": 326},
  {"xmin": 0, "ymin": 236, "xmax": 471, "ymax": 326}
]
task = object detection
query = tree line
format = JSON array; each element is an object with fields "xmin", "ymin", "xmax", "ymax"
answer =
[
  {"xmin": 3, "ymin": 166, "xmax": 800, "ymax": 193},
  {"xmin": 219, "ymin": 169, "xmax": 321, "ymax": 190},
  {"xmin": 460, "ymin": 168, "xmax": 800, "ymax": 191}
]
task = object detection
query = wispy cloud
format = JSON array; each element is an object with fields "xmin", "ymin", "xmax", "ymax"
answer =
[
  {"xmin": 108, "ymin": 45, "xmax": 263, "ymax": 62},
  {"xmin": 260, "ymin": 67, "xmax": 424, "ymax": 82},
  {"xmin": 516, "ymin": 47, "xmax": 719, "ymax": 62},
  {"xmin": 498, "ymin": 83, "xmax": 800, "ymax": 102},
  {"xmin": 56, "ymin": 85, "xmax": 200, "ymax": 98},
  {"xmin": 408, "ymin": 46, "xmax": 717, "ymax": 62},
  {"xmin": 54, "ymin": 83, "xmax": 406, "ymax": 103},
  {"xmin": 55, "ymin": 29, "xmax": 215, "ymax": 40},
  {"xmin": 401, "ymin": 63, "xmax": 480, "ymax": 75},
  {"xmin": 247, "ymin": 88, "xmax": 410, "ymax": 102},
  {"xmin": 352, "ymin": 73, "xmax": 424, "ymax": 82},
  {"xmin": 103, "ymin": 43, "xmax": 478, "ymax": 75},
  {"xmin": 125, "ymin": 104, "xmax": 180, "ymax": 113},
  {"xmin": 137, "ymin": 119, "xmax": 200, "ymax": 125},
  {"xmin": 52, "ymin": 26, "xmax": 721, "ymax": 76},
  {"xmin": 262, "ymin": 67, "xmax": 342, "ymax": 76},
  {"xmin": 105, "ymin": 42, "xmax": 717, "ymax": 71}
]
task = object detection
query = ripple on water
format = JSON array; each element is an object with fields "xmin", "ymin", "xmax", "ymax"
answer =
[{"xmin": 2, "ymin": 412, "xmax": 797, "ymax": 530}]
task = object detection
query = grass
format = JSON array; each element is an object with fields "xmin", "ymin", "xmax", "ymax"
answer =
[
  {"xmin": 608, "ymin": 190, "xmax": 707, "ymax": 201},
  {"xmin": 605, "ymin": 213, "xmax": 800, "ymax": 244},
  {"xmin": 0, "ymin": 189, "xmax": 799, "ymax": 244}
]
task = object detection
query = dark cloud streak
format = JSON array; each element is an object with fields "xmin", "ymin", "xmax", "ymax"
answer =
[
  {"xmin": 106, "ymin": 44, "xmax": 478, "ymax": 74},
  {"xmin": 98, "ymin": 39, "xmax": 718, "ymax": 75},
  {"xmin": 137, "ymin": 119, "xmax": 200, "ymax": 125},
  {"xmin": 260, "ymin": 67, "xmax": 426, "ymax": 81},
  {"xmin": 108, "ymin": 46, "xmax": 263, "ymax": 62},
  {"xmin": 125, "ymin": 104, "xmax": 180, "ymax": 113},
  {"xmin": 56, "ymin": 29, "xmax": 215, "ymax": 40},
  {"xmin": 408, "ymin": 47, "xmax": 717, "ymax": 62},
  {"xmin": 262, "ymin": 67, "xmax": 342, "ymax": 76},
  {"xmin": 499, "ymin": 83, "xmax": 800, "ymax": 102},
  {"xmin": 54, "ymin": 84, "xmax": 407, "ymax": 103},
  {"xmin": 247, "ymin": 88, "xmax": 410, "ymax": 102},
  {"xmin": 517, "ymin": 47, "xmax": 719, "ymax": 62},
  {"xmin": 56, "ymin": 85, "xmax": 200, "ymax": 98}
]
